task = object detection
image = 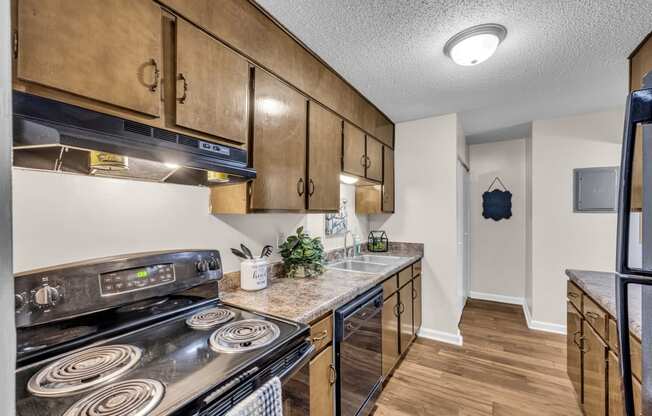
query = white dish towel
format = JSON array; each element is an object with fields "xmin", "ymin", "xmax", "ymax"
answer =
[{"xmin": 225, "ymin": 377, "xmax": 283, "ymax": 416}]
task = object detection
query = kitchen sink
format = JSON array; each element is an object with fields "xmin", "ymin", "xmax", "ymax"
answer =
[
  {"xmin": 354, "ymin": 255, "xmax": 406, "ymax": 265},
  {"xmin": 327, "ymin": 260, "xmax": 389, "ymax": 274}
]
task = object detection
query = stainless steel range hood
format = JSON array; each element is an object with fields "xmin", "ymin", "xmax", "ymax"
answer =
[{"xmin": 12, "ymin": 91, "xmax": 256, "ymax": 186}]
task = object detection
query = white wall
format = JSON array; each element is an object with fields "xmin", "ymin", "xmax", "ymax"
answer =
[
  {"xmin": 525, "ymin": 136, "xmax": 533, "ymax": 313},
  {"xmin": 12, "ymin": 169, "xmax": 366, "ymax": 273},
  {"xmin": 530, "ymin": 109, "xmax": 624, "ymax": 328},
  {"xmin": 469, "ymin": 139, "xmax": 526, "ymax": 302},
  {"xmin": 370, "ymin": 113, "xmax": 462, "ymax": 343},
  {"xmin": 0, "ymin": 0, "xmax": 15, "ymax": 411}
]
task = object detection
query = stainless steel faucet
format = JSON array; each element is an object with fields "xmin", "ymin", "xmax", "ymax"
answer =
[{"xmin": 344, "ymin": 230, "xmax": 353, "ymax": 258}]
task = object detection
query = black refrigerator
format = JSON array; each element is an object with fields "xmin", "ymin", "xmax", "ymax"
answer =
[{"xmin": 617, "ymin": 74, "xmax": 652, "ymax": 415}]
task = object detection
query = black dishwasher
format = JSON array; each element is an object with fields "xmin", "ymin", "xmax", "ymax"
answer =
[{"xmin": 335, "ymin": 286, "xmax": 383, "ymax": 416}]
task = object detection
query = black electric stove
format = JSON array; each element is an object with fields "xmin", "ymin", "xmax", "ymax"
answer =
[{"xmin": 15, "ymin": 250, "xmax": 311, "ymax": 416}]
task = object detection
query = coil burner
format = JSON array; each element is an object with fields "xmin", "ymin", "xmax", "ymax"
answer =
[
  {"xmin": 186, "ymin": 307, "xmax": 235, "ymax": 330},
  {"xmin": 209, "ymin": 319, "xmax": 280, "ymax": 353},
  {"xmin": 62, "ymin": 378, "xmax": 164, "ymax": 416},
  {"xmin": 27, "ymin": 345, "xmax": 142, "ymax": 397}
]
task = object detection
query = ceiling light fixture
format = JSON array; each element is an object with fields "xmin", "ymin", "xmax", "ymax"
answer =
[{"xmin": 444, "ymin": 24, "xmax": 507, "ymax": 66}]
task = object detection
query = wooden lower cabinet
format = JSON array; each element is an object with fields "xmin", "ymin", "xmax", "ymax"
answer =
[
  {"xmin": 309, "ymin": 345, "xmax": 335, "ymax": 416},
  {"xmin": 567, "ymin": 301, "xmax": 583, "ymax": 404},
  {"xmin": 382, "ymin": 292, "xmax": 400, "ymax": 378},
  {"xmin": 398, "ymin": 282, "xmax": 414, "ymax": 353},
  {"xmin": 583, "ymin": 321, "xmax": 607, "ymax": 416},
  {"xmin": 608, "ymin": 350, "xmax": 642, "ymax": 416},
  {"xmin": 413, "ymin": 275, "xmax": 422, "ymax": 334}
]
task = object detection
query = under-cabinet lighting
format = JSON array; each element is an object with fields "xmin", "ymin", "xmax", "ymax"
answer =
[{"xmin": 340, "ymin": 174, "xmax": 359, "ymax": 185}]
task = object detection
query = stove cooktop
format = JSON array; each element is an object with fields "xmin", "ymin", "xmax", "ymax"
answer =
[
  {"xmin": 16, "ymin": 301, "xmax": 307, "ymax": 416},
  {"xmin": 17, "ymin": 295, "xmax": 213, "ymax": 365}
]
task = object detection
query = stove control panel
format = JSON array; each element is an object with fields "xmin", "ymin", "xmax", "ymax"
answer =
[
  {"xmin": 15, "ymin": 249, "xmax": 222, "ymax": 328},
  {"xmin": 99, "ymin": 264, "xmax": 176, "ymax": 296}
]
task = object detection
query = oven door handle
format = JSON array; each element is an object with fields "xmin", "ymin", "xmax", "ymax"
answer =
[{"xmin": 280, "ymin": 342, "xmax": 315, "ymax": 383}]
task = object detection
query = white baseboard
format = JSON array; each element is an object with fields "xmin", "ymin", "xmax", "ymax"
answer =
[
  {"xmin": 522, "ymin": 303, "xmax": 566, "ymax": 335},
  {"xmin": 418, "ymin": 327, "xmax": 463, "ymax": 346},
  {"xmin": 469, "ymin": 291, "xmax": 524, "ymax": 306}
]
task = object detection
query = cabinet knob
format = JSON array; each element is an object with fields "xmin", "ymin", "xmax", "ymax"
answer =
[
  {"xmin": 328, "ymin": 365, "xmax": 337, "ymax": 385},
  {"xmin": 178, "ymin": 73, "xmax": 189, "ymax": 103},
  {"xmin": 308, "ymin": 179, "xmax": 315, "ymax": 197},
  {"xmin": 297, "ymin": 178, "xmax": 305, "ymax": 196}
]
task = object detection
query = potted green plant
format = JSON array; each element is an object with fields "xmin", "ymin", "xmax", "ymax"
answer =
[{"xmin": 279, "ymin": 226, "xmax": 325, "ymax": 278}]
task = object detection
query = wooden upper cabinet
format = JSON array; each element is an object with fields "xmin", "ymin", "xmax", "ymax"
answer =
[
  {"xmin": 583, "ymin": 321, "xmax": 607, "ymax": 416},
  {"xmin": 365, "ymin": 137, "xmax": 383, "ymax": 182},
  {"xmin": 16, "ymin": 0, "xmax": 162, "ymax": 117},
  {"xmin": 342, "ymin": 122, "xmax": 366, "ymax": 177},
  {"xmin": 175, "ymin": 19, "xmax": 249, "ymax": 143},
  {"xmin": 308, "ymin": 103, "xmax": 342, "ymax": 211},
  {"xmin": 382, "ymin": 147, "xmax": 395, "ymax": 212},
  {"xmin": 158, "ymin": 0, "xmax": 394, "ymax": 147},
  {"xmin": 251, "ymin": 69, "xmax": 307, "ymax": 210}
]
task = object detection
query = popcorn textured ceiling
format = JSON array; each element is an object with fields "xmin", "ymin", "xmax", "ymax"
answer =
[{"xmin": 255, "ymin": 0, "xmax": 652, "ymax": 142}]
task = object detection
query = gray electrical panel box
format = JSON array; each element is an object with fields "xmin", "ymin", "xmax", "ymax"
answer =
[{"xmin": 573, "ymin": 167, "xmax": 619, "ymax": 213}]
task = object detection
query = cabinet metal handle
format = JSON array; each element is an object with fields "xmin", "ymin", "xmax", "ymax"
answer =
[
  {"xmin": 147, "ymin": 59, "xmax": 160, "ymax": 92},
  {"xmin": 360, "ymin": 155, "xmax": 367, "ymax": 167},
  {"xmin": 328, "ymin": 365, "xmax": 337, "ymax": 385},
  {"xmin": 576, "ymin": 335, "xmax": 590, "ymax": 353},
  {"xmin": 572, "ymin": 330, "xmax": 582, "ymax": 347},
  {"xmin": 393, "ymin": 303, "xmax": 400, "ymax": 318},
  {"xmin": 399, "ymin": 302, "xmax": 405, "ymax": 314},
  {"xmin": 567, "ymin": 292, "xmax": 579, "ymax": 298},
  {"xmin": 365, "ymin": 156, "xmax": 371, "ymax": 168},
  {"xmin": 412, "ymin": 288, "xmax": 417, "ymax": 300},
  {"xmin": 297, "ymin": 178, "xmax": 305, "ymax": 196},
  {"xmin": 585, "ymin": 311, "xmax": 600, "ymax": 320},
  {"xmin": 311, "ymin": 330, "xmax": 328, "ymax": 343},
  {"xmin": 177, "ymin": 73, "xmax": 189, "ymax": 103},
  {"xmin": 308, "ymin": 179, "xmax": 315, "ymax": 196}
]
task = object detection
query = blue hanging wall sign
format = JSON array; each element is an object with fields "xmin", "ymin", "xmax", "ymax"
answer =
[{"xmin": 482, "ymin": 177, "xmax": 512, "ymax": 221}]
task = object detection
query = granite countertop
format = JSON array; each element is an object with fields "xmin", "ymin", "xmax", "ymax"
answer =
[
  {"xmin": 218, "ymin": 244, "xmax": 423, "ymax": 324},
  {"xmin": 566, "ymin": 269, "xmax": 642, "ymax": 338}
]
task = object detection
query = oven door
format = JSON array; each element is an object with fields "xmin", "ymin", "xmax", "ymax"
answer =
[{"xmin": 198, "ymin": 340, "xmax": 314, "ymax": 416}]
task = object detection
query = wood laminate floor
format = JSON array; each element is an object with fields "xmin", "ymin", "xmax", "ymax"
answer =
[{"xmin": 373, "ymin": 299, "xmax": 583, "ymax": 416}]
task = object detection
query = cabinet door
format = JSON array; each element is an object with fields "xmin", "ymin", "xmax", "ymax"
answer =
[
  {"xmin": 583, "ymin": 321, "xmax": 607, "ymax": 416},
  {"xmin": 382, "ymin": 147, "xmax": 395, "ymax": 212},
  {"xmin": 382, "ymin": 293, "xmax": 399, "ymax": 378},
  {"xmin": 608, "ymin": 350, "xmax": 642, "ymax": 416},
  {"xmin": 365, "ymin": 136, "xmax": 383, "ymax": 182},
  {"xmin": 342, "ymin": 122, "xmax": 366, "ymax": 177},
  {"xmin": 399, "ymin": 283, "xmax": 414, "ymax": 355},
  {"xmin": 175, "ymin": 19, "xmax": 249, "ymax": 143},
  {"xmin": 567, "ymin": 302, "xmax": 583, "ymax": 404},
  {"xmin": 413, "ymin": 275, "xmax": 422, "ymax": 335},
  {"xmin": 251, "ymin": 69, "xmax": 307, "ymax": 210},
  {"xmin": 310, "ymin": 345, "xmax": 335, "ymax": 416},
  {"xmin": 308, "ymin": 103, "xmax": 341, "ymax": 211},
  {"xmin": 17, "ymin": 0, "xmax": 162, "ymax": 116}
]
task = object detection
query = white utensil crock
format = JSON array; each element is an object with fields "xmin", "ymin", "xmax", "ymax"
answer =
[{"xmin": 240, "ymin": 258, "xmax": 268, "ymax": 291}]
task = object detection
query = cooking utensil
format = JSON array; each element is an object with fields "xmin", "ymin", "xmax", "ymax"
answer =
[
  {"xmin": 231, "ymin": 248, "xmax": 249, "ymax": 260},
  {"xmin": 240, "ymin": 244, "xmax": 254, "ymax": 259},
  {"xmin": 261, "ymin": 245, "xmax": 273, "ymax": 258}
]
